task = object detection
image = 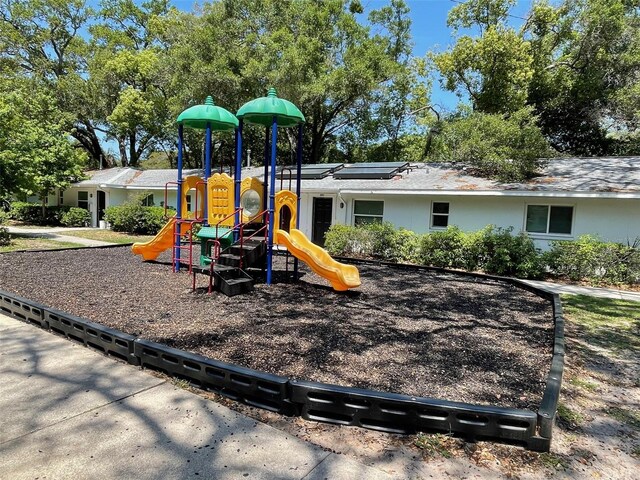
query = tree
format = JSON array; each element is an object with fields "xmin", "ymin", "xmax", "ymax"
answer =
[
  {"xmin": 525, "ymin": 0, "xmax": 640, "ymax": 155},
  {"xmin": 428, "ymin": 107, "xmax": 554, "ymax": 181},
  {"xmin": 0, "ymin": 0, "xmax": 109, "ymax": 167},
  {"xmin": 0, "ymin": 78, "xmax": 86, "ymax": 215},
  {"xmin": 89, "ymin": 0, "xmax": 173, "ymax": 167},
  {"xmin": 433, "ymin": 0, "xmax": 534, "ymax": 114},
  {"xmin": 166, "ymin": 0, "xmax": 416, "ymax": 164}
]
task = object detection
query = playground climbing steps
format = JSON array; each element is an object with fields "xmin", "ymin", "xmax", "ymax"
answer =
[{"xmin": 193, "ymin": 234, "xmax": 267, "ymax": 296}]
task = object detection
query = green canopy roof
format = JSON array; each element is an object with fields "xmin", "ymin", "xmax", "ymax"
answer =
[
  {"xmin": 237, "ymin": 88, "xmax": 305, "ymax": 127},
  {"xmin": 177, "ymin": 96, "xmax": 239, "ymax": 131}
]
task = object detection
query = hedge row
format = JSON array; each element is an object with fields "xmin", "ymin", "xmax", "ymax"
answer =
[
  {"xmin": 8, "ymin": 202, "xmax": 72, "ymax": 226},
  {"xmin": 104, "ymin": 200, "xmax": 170, "ymax": 235},
  {"xmin": 324, "ymin": 223, "xmax": 640, "ymax": 285}
]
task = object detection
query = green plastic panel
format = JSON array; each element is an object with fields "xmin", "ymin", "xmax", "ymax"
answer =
[
  {"xmin": 177, "ymin": 96, "xmax": 239, "ymax": 131},
  {"xmin": 237, "ymin": 88, "xmax": 305, "ymax": 127}
]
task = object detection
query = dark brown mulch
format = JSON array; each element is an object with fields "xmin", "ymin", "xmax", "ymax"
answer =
[{"xmin": 0, "ymin": 246, "xmax": 553, "ymax": 410}]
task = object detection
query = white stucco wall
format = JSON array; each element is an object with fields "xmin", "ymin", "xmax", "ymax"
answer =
[
  {"xmin": 63, "ymin": 186, "xmax": 97, "ymax": 226},
  {"xmin": 315, "ymin": 193, "xmax": 640, "ymax": 249},
  {"xmin": 65, "ymin": 182, "xmax": 639, "ymax": 249}
]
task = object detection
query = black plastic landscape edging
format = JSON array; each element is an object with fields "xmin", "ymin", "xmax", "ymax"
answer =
[{"xmin": 0, "ymin": 261, "xmax": 564, "ymax": 452}]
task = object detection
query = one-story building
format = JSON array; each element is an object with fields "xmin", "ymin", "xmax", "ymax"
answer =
[{"xmin": 54, "ymin": 157, "xmax": 640, "ymax": 249}]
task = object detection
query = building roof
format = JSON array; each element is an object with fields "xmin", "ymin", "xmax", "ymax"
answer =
[
  {"xmin": 74, "ymin": 168, "xmax": 138, "ymax": 186},
  {"xmin": 75, "ymin": 157, "xmax": 640, "ymax": 198},
  {"xmin": 507, "ymin": 157, "xmax": 640, "ymax": 193}
]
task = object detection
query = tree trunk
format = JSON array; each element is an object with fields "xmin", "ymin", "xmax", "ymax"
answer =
[
  {"xmin": 129, "ymin": 133, "xmax": 137, "ymax": 167},
  {"xmin": 118, "ymin": 137, "xmax": 128, "ymax": 167},
  {"xmin": 40, "ymin": 193, "xmax": 47, "ymax": 222},
  {"xmin": 309, "ymin": 126, "xmax": 324, "ymax": 164},
  {"xmin": 73, "ymin": 120, "xmax": 109, "ymax": 169}
]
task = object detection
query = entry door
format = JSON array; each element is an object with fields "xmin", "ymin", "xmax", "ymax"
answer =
[
  {"xmin": 312, "ymin": 197, "xmax": 333, "ymax": 246},
  {"xmin": 97, "ymin": 191, "xmax": 106, "ymax": 221}
]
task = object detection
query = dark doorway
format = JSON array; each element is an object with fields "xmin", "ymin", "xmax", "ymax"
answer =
[
  {"xmin": 312, "ymin": 197, "xmax": 333, "ymax": 246},
  {"xmin": 97, "ymin": 191, "xmax": 106, "ymax": 222},
  {"xmin": 279, "ymin": 205, "xmax": 292, "ymax": 233}
]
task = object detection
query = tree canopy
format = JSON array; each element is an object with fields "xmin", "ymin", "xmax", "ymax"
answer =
[{"xmin": 0, "ymin": 0, "xmax": 639, "ymax": 193}]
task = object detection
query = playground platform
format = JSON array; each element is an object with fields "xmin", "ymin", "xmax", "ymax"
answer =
[{"xmin": 0, "ymin": 313, "xmax": 395, "ymax": 480}]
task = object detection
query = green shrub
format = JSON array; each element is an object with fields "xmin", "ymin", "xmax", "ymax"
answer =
[
  {"xmin": 9, "ymin": 202, "xmax": 42, "ymax": 224},
  {"xmin": 324, "ymin": 224, "xmax": 351, "ymax": 256},
  {"xmin": 0, "ymin": 226, "xmax": 10, "ymax": 246},
  {"xmin": 325, "ymin": 224, "xmax": 375, "ymax": 257},
  {"xmin": 366, "ymin": 222, "xmax": 399, "ymax": 259},
  {"xmin": 8, "ymin": 201, "xmax": 70, "ymax": 226},
  {"xmin": 60, "ymin": 207, "xmax": 91, "ymax": 227},
  {"xmin": 325, "ymin": 223, "xmax": 639, "ymax": 285},
  {"xmin": 545, "ymin": 235, "xmax": 640, "ymax": 285},
  {"xmin": 325, "ymin": 223, "xmax": 417, "ymax": 261},
  {"xmin": 467, "ymin": 225, "xmax": 543, "ymax": 278},
  {"xmin": 418, "ymin": 226, "xmax": 467, "ymax": 269},
  {"xmin": 0, "ymin": 210, "xmax": 8, "ymax": 225},
  {"xmin": 104, "ymin": 197, "xmax": 168, "ymax": 235},
  {"xmin": 391, "ymin": 228, "xmax": 421, "ymax": 263}
]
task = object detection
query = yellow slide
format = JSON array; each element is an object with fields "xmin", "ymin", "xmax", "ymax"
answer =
[
  {"xmin": 275, "ymin": 228, "xmax": 360, "ymax": 291},
  {"xmin": 132, "ymin": 218, "xmax": 189, "ymax": 261}
]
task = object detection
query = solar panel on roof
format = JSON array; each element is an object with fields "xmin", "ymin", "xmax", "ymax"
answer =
[
  {"xmin": 334, "ymin": 166, "xmax": 403, "ymax": 179},
  {"xmin": 278, "ymin": 163, "xmax": 344, "ymax": 172},
  {"xmin": 302, "ymin": 163, "xmax": 344, "ymax": 172},
  {"xmin": 345, "ymin": 162, "xmax": 409, "ymax": 170},
  {"xmin": 299, "ymin": 168, "xmax": 333, "ymax": 179}
]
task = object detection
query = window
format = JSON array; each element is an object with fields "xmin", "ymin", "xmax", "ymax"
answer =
[
  {"xmin": 526, "ymin": 205, "xmax": 573, "ymax": 235},
  {"xmin": 353, "ymin": 200, "xmax": 383, "ymax": 225},
  {"xmin": 186, "ymin": 194, "xmax": 192, "ymax": 211},
  {"xmin": 431, "ymin": 202, "xmax": 449, "ymax": 228},
  {"xmin": 59, "ymin": 189, "xmax": 64, "ymax": 206},
  {"xmin": 77, "ymin": 191, "xmax": 89, "ymax": 211},
  {"xmin": 141, "ymin": 194, "xmax": 154, "ymax": 206}
]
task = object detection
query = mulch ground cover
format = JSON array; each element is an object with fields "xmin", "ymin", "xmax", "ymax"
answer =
[{"xmin": 0, "ymin": 246, "xmax": 553, "ymax": 410}]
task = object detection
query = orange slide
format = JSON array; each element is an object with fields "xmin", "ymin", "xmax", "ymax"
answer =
[
  {"xmin": 132, "ymin": 175, "xmax": 204, "ymax": 261},
  {"xmin": 274, "ymin": 228, "xmax": 360, "ymax": 291},
  {"xmin": 132, "ymin": 218, "xmax": 191, "ymax": 261}
]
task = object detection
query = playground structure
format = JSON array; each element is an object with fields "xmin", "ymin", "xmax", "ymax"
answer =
[{"xmin": 132, "ymin": 91, "xmax": 360, "ymax": 295}]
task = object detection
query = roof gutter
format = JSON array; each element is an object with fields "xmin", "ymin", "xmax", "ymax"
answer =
[{"xmin": 337, "ymin": 189, "xmax": 640, "ymax": 199}]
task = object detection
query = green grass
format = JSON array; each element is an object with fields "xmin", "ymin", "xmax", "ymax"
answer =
[
  {"xmin": 171, "ymin": 378, "xmax": 191, "ymax": 390},
  {"xmin": 606, "ymin": 407, "xmax": 640, "ymax": 430},
  {"xmin": 539, "ymin": 452, "xmax": 569, "ymax": 470},
  {"xmin": 556, "ymin": 402, "xmax": 585, "ymax": 427},
  {"xmin": 0, "ymin": 237, "xmax": 84, "ymax": 252},
  {"xmin": 414, "ymin": 433, "xmax": 456, "ymax": 458},
  {"xmin": 561, "ymin": 295, "xmax": 640, "ymax": 354},
  {"xmin": 62, "ymin": 230, "xmax": 155, "ymax": 244},
  {"xmin": 568, "ymin": 377, "xmax": 599, "ymax": 392}
]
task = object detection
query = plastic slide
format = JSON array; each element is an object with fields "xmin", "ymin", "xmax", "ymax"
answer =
[
  {"xmin": 132, "ymin": 217, "xmax": 182, "ymax": 261},
  {"xmin": 274, "ymin": 228, "xmax": 360, "ymax": 291}
]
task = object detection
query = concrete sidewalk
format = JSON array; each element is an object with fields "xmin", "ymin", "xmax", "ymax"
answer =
[
  {"xmin": 519, "ymin": 279, "xmax": 640, "ymax": 302},
  {"xmin": 7, "ymin": 226, "xmax": 115, "ymax": 247},
  {"xmin": 0, "ymin": 314, "xmax": 397, "ymax": 480}
]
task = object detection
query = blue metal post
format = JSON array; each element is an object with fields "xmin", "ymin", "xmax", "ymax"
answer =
[
  {"xmin": 234, "ymin": 121, "xmax": 243, "ymax": 241},
  {"xmin": 266, "ymin": 117, "xmax": 278, "ymax": 285},
  {"xmin": 203, "ymin": 122, "xmax": 212, "ymax": 225},
  {"xmin": 175, "ymin": 124, "xmax": 184, "ymax": 272},
  {"xmin": 263, "ymin": 126, "xmax": 269, "ymax": 214},
  {"xmin": 293, "ymin": 123, "xmax": 303, "ymax": 279}
]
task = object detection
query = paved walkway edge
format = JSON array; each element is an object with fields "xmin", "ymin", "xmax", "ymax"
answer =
[{"xmin": 0, "ymin": 314, "xmax": 397, "ymax": 480}]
